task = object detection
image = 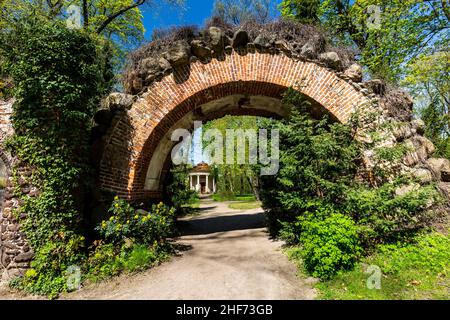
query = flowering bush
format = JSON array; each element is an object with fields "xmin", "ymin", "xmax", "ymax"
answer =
[{"xmin": 96, "ymin": 197, "xmax": 176, "ymax": 246}]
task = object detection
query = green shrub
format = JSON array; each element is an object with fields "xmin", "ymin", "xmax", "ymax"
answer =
[
  {"xmin": 83, "ymin": 198, "xmax": 176, "ymax": 285},
  {"xmin": 10, "ymin": 232, "xmax": 86, "ymax": 298},
  {"xmin": 259, "ymin": 90, "xmax": 360, "ymax": 236},
  {"xmin": 279, "ymin": 220, "xmax": 301, "ymax": 245},
  {"xmin": 10, "ymin": 236, "xmax": 86, "ymax": 299},
  {"xmin": 11, "ymin": 270, "xmax": 67, "ymax": 300},
  {"xmin": 345, "ymin": 183, "xmax": 443, "ymax": 245},
  {"xmin": 278, "ymin": 207, "xmax": 333, "ymax": 245},
  {"xmin": 259, "ymin": 90, "xmax": 445, "ymax": 280},
  {"xmin": 166, "ymin": 165, "xmax": 198, "ymax": 216},
  {"xmin": 300, "ymin": 213, "xmax": 362, "ymax": 280}
]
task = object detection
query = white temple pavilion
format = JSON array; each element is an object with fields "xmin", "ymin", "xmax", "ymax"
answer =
[{"xmin": 188, "ymin": 162, "xmax": 216, "ymax": 194}]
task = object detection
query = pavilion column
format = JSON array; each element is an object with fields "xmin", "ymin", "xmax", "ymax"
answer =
[
  {"xmin": 213, "ymin": 176, "xmax": 216, "ymax": 193},
  {"xmin": 206, "ymin": 175, "xmax": 209, "ymax": 193},
  {"xmin": 196, "ymin": 174, "xmax": 200, "ymax": 192}
]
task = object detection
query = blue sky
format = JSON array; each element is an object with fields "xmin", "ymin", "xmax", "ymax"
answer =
[
  {"xmin": 141, "ymin": 0, "xmax": 281, "ymax": 40},
  {"xmin": 141, "ymin": 1, "xmax": 216, "ymax": 40}
]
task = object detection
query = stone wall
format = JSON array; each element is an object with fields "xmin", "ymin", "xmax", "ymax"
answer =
[
  {"xmin": 0, "ymin": 99, "xmax": 33, "ymax": 283},
  {"xmin": 354, "ymin": 82, "xmax": 450, "ymax": 202},
  {"xmin": 0, "ymin": 99, "xmax": 13, "ymax": 141}
]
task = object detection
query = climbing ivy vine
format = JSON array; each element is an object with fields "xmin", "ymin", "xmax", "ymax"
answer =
[{"xmin": 0, "ymin": 15, "xmax": 113, "ymax": 297}]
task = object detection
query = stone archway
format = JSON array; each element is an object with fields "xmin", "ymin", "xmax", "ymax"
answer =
[
  {"xmin": 97, "ymin": 48, "xmax": 376, "ymax": 201},
  {"xmin": 0, "ymin": 24, "xmax": 448, "ymax": 283}
]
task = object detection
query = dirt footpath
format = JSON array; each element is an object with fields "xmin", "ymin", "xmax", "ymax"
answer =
[{"xmin": 64, "ymin": 200, "xmax": 317, "ymax": 300}]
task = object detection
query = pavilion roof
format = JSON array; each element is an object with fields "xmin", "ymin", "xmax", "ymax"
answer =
[{"xmin": 190, "ymin": 162, "xmax": 210, "ymax": 173}]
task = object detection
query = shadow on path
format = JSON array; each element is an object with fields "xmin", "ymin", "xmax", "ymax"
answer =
[{"xmin": 179, "ymin": 211, "xmax": 266, "ymax": 236}]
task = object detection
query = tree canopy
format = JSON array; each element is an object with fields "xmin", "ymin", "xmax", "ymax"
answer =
[
  {"xmin": 279, "ymin": 0, "xmax": 450, "ymax": 158},
  {"xmin": 0, "ymin": 0, "xmax": 185, "ymax": 50},
  {"xmin": 279, "ymin": 0, "xmax": 449, "ymax": 82}
]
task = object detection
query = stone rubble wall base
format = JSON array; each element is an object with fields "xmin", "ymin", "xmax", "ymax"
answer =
[
  {"xmin": 0, "ymin": 165, "xmax": 35, "ymax": 283},
  {"xmin": 356, "ymin": 88, "xmax": 450, "ymax": 203},
  {"xmin": 0, "ymin": 99, "xmax": 33, "ymax": 283}
]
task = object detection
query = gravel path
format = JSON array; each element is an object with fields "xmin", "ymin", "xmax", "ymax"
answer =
[{"xmin": 62, "ymin": 200, "xmax": 317, "ymax": 300}]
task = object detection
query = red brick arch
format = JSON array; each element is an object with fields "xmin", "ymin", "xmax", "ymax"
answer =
[{"xmin": 99, "ymin": 51, "xmax": 371, "ymax": 201}]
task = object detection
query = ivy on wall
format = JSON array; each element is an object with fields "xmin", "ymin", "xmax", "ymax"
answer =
[{"xmin": 0, "ymin": 15, "xmax": 113, "ymax": 296}]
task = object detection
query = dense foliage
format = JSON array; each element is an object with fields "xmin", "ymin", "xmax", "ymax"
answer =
[
  {"xmin": 403, "ymin": 51, "xmax": 450, "ymax": 159},
  {"xmin": 201, "ymin": 115, "xmax": 261, "ymax": 199},
  {"xmin": 259, "ymin": 90, "xmax": 443, "ymax": 279},
  {"xmin": 280, "ymin": 0, "xmax": 449, "ymax": 81},
  {"xmin": 259, "ymin": 90, "xmax": 360, "ymax": 235},
  {"xmin": 278, "ymin": 0, "xmax": 320, "ymax": 24},
  {"xmin": 1, "ymin": 14, "xmax": 177, "ymax": 298},
  {"xmin": 0, "ymin": 6, "xmax": 179, "ymax": 299},
  {"xmin": 87, "ymin": 242, "xmax": 169, "ymax": 282},
  {"xmin": 165, "ymin": 165, "xmax": 198, "ymax": 216},
  {"xmin": 0, "ymin": 0, "xmax": 447, "ymax": 299},
  {"xmin": 0, "ymin": 0, "xmax": 185, "ymax": 50}
]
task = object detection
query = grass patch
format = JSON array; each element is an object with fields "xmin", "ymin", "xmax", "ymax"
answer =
[
  {"xmin": 235, "ymin": 195, "xmax": 256, "ymax": 201},
  {"xmin": 228, "ymin": 201, "xmax": 261, "ymax": 210},
  {"xmin": 213, "ymin": 194, "xmax": 256, "ymax": 202},
  {"xmin": 189, "ymin": 197, "xmax": 201, "ymax": 209},
  {"xmin": 176, "ymin": 198, "xmax": 201, "ymax": 217},
  {"xmin": 85, "ymin": 243, "xmax": 172, "ymax": 284},
  {"xmin": 313, "ymin": 231, "xmax": 450, "ymax": 300},
  {"xmin": 181, "ymin": 198, "xmax": 200, "ymax": 209}
]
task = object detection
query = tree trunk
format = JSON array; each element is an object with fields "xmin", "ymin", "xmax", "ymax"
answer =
[
  {"xmin": 246, "ymin": 175, "xmax": 260, "ymax": 201},
  {"xmin": 82, "ymin": 0, "xmax": 89, "ymax": 28}
]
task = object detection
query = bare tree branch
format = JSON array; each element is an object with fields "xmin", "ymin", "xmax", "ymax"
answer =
[
  {"xmin": 46, "ymin": 0, "xmax": 64, "ymax": 18},
  {"xmin": 96, "ymin": 0, "xmax": 146, "ymax": 34}
]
